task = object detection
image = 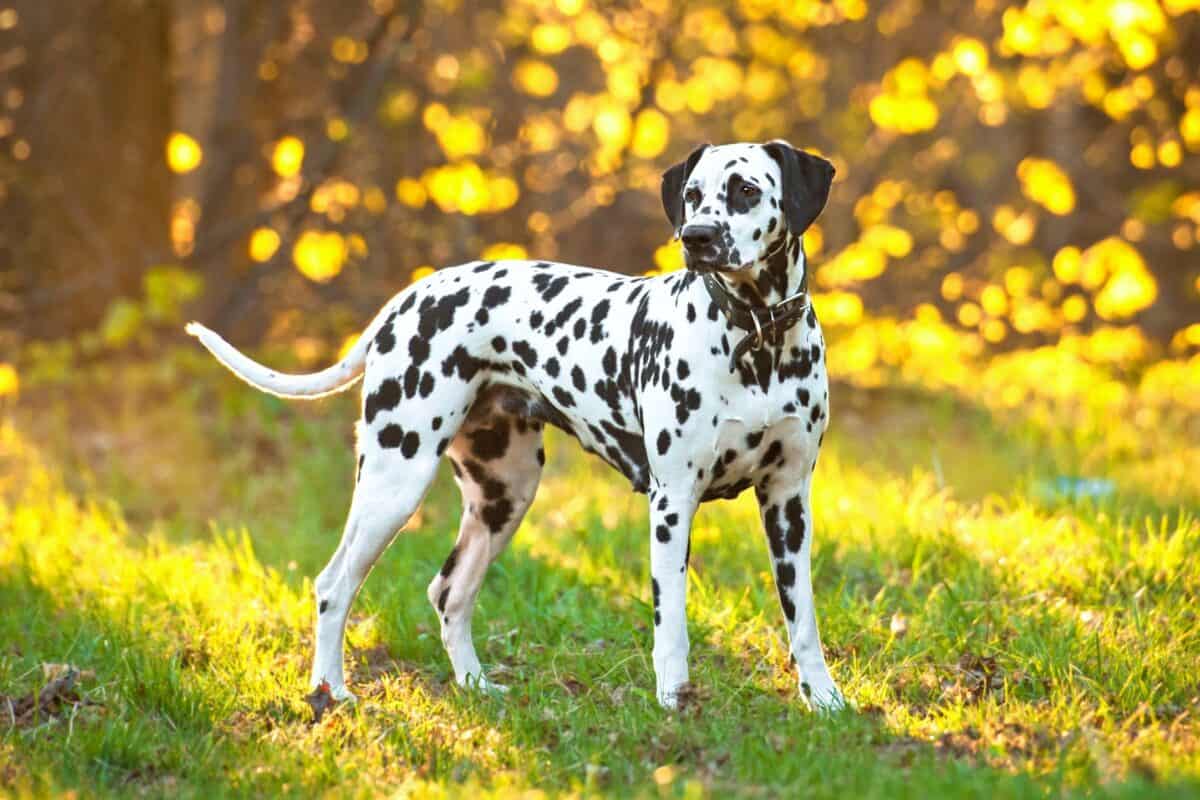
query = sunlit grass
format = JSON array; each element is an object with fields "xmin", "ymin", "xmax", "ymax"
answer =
[{"xmin": 1, "ymin": 353, "xmax": 1198, "ymax": 797}]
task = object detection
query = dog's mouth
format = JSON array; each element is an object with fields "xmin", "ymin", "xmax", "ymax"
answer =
[{"xmin": 683, "ymin": 250, "xmax": 736, "ymax": 273}]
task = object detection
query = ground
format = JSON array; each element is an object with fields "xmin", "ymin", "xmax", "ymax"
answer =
[{"xmin": 1, "ymin": 347, "xmax": 1197, "ymax": 798}]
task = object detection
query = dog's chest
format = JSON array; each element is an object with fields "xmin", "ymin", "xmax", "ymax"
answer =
[{"xmin": 692, "ymin": 330, "xmax": 829, "ymax": 496}]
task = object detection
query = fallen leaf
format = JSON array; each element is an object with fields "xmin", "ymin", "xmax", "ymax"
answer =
[
  {"xmin": 947, "ymin": 652, "xmax": 1005, "ymax": 703},
  {"xmin": 558, "ymin": 675, "xmax": 586, "ymax": 696},
  {"xmin": 42, "ymin": 662, "xmax": 96, "ymax": 682},
  {"xmin": 1, "ymin": 667, "xmax": 101, "ymax": 727}
]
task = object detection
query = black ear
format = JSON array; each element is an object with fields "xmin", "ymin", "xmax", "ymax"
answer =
[
  {"xmin": 660, "ymin": 143, "xmax": 710, "ymax": 232},
  {"xmin": 763, "ymin": 141, "xmax": 835, "ymax": 234}
]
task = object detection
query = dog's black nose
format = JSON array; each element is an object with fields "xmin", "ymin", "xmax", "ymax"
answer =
[{"xmin": 681, "ymin": 224, "xmax": 719, "ymax": 250}]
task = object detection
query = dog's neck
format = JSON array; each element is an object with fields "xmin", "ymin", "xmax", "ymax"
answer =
[{"xmin": 709, "ymin": 231, "xmax": 806, "ymax": 309}]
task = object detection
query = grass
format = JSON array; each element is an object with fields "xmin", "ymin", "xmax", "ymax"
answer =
[{"xmin": 1, "ymin": 349, "xmax": 1198, "ymax": 798}]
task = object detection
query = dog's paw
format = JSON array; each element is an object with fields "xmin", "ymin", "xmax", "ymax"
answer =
[
  {"xmin": 656, "ymin": 682, "xmax": 690, "ymax": 710},
  {"xmin": 799, "ymin": 676, "xmax": 846, "ymax": 714},
  {"xmin": 330, "ymin": 684, "xmax": 358, "ymax": 704},
  {"xmin": 459, "ymin": 672, "xmax": 508, "ymax": 695},
  {"xmin": 657, "ymin": 681, "xmax": 703, "ymax": 711}
]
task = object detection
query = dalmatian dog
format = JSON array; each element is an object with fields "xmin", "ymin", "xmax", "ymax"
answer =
[{"xmin": 187, "ymin": 140, "xmax": 844, "ymax": 712}]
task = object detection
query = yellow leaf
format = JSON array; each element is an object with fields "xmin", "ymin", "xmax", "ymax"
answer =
[
  {"xmin": 481, "ymin": 242, "xmax": 527, "ymax": 260},
  {"xmin": 436, "ymin": 115, "xmax": 487, "ymax": 159},
  {"xmin": 410, "ymin": 265, "xmax": 436, "ymax": 283},
  {"xmin": 1018, "ymin": 158, "xmax": 1076, "ymax": 215},
  {"xmin": 630, "ymin": 109, "xmax": 669, "ymax": 159},
  {"xmin": 952, "ymin": 38, "xmax": 988, "ymax": 76},
  {"xmin": 1089, "ymin": 238, "xmax": 1157, "ymax": 319},
  {"xmin": 531, "ymin": 23, "xmax": 572, "ymax": 54},
  {"xmin": 292, "ymin": 231, "xmax": 346, "ymax": 283},
  {"xmin": 272, "ymin": 136, "xmax": 305, "ymax": 178},
  {"xmin": 395, "ymin": 178, "xmax": 427, "ymax": 208},
  {"xmin": 337, "ymin": 334, "xmax": 359, "ymax": 361},
  {"xmin": 812, "ymin": 291, "xmax": 863, "ymax": 326},
  {"xmin": 0, "ymin": 363, "xmax": 18, "ymax": 397},
  {"xmin": 166, "ymin": 132, "xmax": 202, "ymax": 174},
  {"xmin": 514, "ymin": 60, "xmax": 559, "ymax": 97},
  {"xmin": 249, "ymin": 227, "xmax": 281, "ymax": 263},
  {"xmin": 592, "ymin": 102, "xmax": 632, "ymax": 148},
  {"xmin": 653, "ymin": 239, "xmax": 683, "ymax": 272}
]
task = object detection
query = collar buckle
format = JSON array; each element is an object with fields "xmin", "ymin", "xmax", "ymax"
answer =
[
  {"xmin": 749, "ymin": 308, "xmax": 765, "ymax": 350},
  {"xmin": 700, "ymin": 273, "xmax": 810, "ymax": 371}
]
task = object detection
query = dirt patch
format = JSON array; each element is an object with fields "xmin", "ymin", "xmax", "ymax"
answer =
[{"xmin": 943, "ymin": 652, "xmax": 1007, "ymax": 704}]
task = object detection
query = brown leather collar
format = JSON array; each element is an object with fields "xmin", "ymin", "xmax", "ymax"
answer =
[{"xmin": 700, "ymin": 272, "xmax": 810, "ymax": 371}]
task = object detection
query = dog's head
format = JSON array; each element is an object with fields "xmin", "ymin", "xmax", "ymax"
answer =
[{"xmin": 661, "ymin": 141, "xmax": 835, "ymax": 277}]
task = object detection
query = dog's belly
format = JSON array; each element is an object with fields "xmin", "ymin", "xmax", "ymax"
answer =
[
  {"xmin": 703, "ymin": 416, "xmax": 822, "ymax": 500},
  {"xmin": 479, "ymin": 382, "xmax": 651, "ymax": 492}
]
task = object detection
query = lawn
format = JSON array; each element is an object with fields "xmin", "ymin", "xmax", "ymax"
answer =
[{"xmin": 1, "ymin": 349, "xmax": 1197, "ymax": 798}]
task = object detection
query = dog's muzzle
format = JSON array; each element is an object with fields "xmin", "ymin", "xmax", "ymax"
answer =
[{"xmin": 680, "ymin": 223, "xmax": 728, "ymax": 272}]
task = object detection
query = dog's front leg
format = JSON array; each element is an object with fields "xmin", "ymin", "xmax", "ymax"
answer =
[
  {"xmin": 648, "ymin": 487, "xmax": 697, "ymax": 709},
  {"xmin": 756, "ymin": 478, "xmax": 845, "ymax": 712}
]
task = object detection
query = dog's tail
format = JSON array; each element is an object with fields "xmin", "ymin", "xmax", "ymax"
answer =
[{"xmin": 185, "ymin": 305, "xmax": 392, "ymax": 399}]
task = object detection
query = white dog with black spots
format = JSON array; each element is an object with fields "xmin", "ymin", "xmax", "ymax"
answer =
[{"xmin": 188, "ymin": 140, "xmax": 845, "ymax": 713}]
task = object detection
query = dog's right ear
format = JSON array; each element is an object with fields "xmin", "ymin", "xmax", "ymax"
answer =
[{"xmin": 660, "ymin": 143, "xmax": 710, "ymax": 234}]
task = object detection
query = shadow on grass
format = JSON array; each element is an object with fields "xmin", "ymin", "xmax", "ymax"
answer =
[
  {"xmin": 0, "ymin": 563, "xmax": 532, "ymax": 797},
  {"xmin": 0, "ymin": 502, "xmax": 1132, "ymax": 800}
]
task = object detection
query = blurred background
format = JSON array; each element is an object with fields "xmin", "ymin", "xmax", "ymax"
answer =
[{"xmin": 1, "ymin": 0, "xmax": 1199, "ymax": 402}]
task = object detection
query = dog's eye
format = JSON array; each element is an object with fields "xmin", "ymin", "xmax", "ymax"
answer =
[
  {"xmin": 740, "ymin": 184, "xmax": 760, "ymax": 198},
  {"xmin": 684, "ymin": 188, "xmax": 701, "ymax": 205}
]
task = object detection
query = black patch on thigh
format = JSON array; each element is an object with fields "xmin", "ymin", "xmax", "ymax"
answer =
[
  {"xmin": 481, "ymin": 497, "xmax": 514, "ymax": 533},
  {"xmin": 469, "ymin": 419, "xmax": 510, "ymax": 461}
]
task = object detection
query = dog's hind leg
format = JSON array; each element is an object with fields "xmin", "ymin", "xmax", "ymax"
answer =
[
  {"xmin": 309, "ymin": 439, "xmax": 441, "ymax": 703},
  {"xmin": 427, "ymin": 412, "xmax": 544, "ymax": 691}
]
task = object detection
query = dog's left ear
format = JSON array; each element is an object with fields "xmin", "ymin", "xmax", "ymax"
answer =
[
  {"xmin": 763, "ymin": 141, "xmax": 835, "ymax": 235},
  {"xmin": 661, "ymin": 143, "xmax": 710, "ymax": 233}
]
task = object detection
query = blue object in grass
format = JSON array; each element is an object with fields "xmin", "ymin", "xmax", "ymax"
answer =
[{"xmin": 1036, "ymin": 476, "xmax": 1116, "ymax": 501}]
